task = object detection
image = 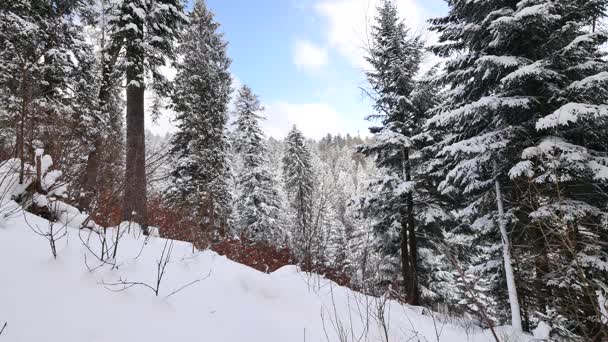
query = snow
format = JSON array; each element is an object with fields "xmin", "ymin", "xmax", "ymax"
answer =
[
  {"xmin": 0, "ymin": 208, "xmax": 535, "ymax": 342},
  {"xmin": 430, "ymin": 96, "xmax": 532, "ymax": 126},
  {"xmin": 599, "ymin": 290, "xmax": 608, "ymax": 325},
  {"xmin": 569, "ymin": 71, "xmax": 608, "ymax": 90},
  {"xmin": 515, "ymin": 3, "xmax": 558, "ymax": 20},
  {"xmin": 536, "ymin": 103, "xmax": 608, "ymax": 129},
  {"xmin": 48, "ymin": 200, "xmax": 95, "ymax": 229},
  {"xmin": 0, "ymin": 159, "xmax": 32, "ymax": 202},
  {"xmin": 40, "ymin": 154, "xmax": 53, "ymax": 175},
  {"xmin": 477, "ymin": 55, "xmax": 526, "ymax": 68},
  {"xmin": 533, "ymin": 321, "xmax": 551, "ymax": 339},
  {"xmin": 501, "ymin": 60, "xmax": 558, "ymax": 85},
  {"xmin": 508, "ymin": 161, "xmax": 534, "ymax": 179}
]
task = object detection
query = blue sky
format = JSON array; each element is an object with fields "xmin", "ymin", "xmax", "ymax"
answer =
[{"xmin": 148, "ymin": 0, "xmax": 448, "ymax": 139}]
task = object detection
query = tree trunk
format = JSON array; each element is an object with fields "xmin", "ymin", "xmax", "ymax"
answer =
[
  {"xmin": 404, "ymin": 148, "xmax": 418, "ymax": 305},
  {"xmin": 35, "ymin": 153, "xmax": 42, "ymax": 192},
  {"xmin": 400, "ymin": 204, "xmax": 410, "ymax": 296},
  {"xmin": 406, "ymin": 192, "xmax": 418, "ymax": 305},
  {"xmin": 79, "ymin": 137, "xmax": 102, "ymax": 211},
  {"xmin": 494, "ymin": 176, "xmax": 523, "ymax": 332},
  {"xmin": 18, "ymin": 65, "xmax": 29, "ymax": 185},
  {"xmin": 122, "ymin": 32, "xmax": 147, "ymax": 232}
]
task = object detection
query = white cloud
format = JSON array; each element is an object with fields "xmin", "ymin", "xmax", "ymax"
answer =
[
  {"xmin": 293, "ymin": 39, "xmax": 329, "ymax": 72},
  {"xmin": 262, "ymin": 101, "xmax": 362, "ymax": 139},
  {"xmin": 314, "ymin": 0, "xmax": 433, "ymax": 70}
]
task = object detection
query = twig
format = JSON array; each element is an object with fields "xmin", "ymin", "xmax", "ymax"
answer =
[
  {"xmin": 165, "ymin": 270, "xmax": 212, "ymax": 299},
  {"xmin": 0, "ymin": 322, "xmax": 7, "ymax": 336}
]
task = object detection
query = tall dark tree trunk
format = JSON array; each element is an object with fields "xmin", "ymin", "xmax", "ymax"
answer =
[
  {"xmin": 122, "ymin": 25, "xmax": 147, "ymax": 230},
  {"xmin": 398, "ymin": 148, "xmax": 418, "ymax": 304}
]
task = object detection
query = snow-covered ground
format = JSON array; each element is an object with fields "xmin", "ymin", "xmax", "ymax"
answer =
[{"xmin": 0, "ymin": 206, "xmax": 534, "ymax": 342}]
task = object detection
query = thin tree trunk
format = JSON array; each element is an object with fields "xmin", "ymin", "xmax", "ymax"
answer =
[
  {"xmin": 18, "ymin": 65, "xmax": 28, "ymax": 185},
  {"xmin": 400, "ymin": 205, "xmax": 411, "ymax": 296},
  {"xmin": 494, "ymin": 176, "xmax": 523, "ymax": 331},
  {"xmin": 35, "ymin": 153, "xmax": 42, "ymax": 192},
  {"xmin": 122, "ymin": 27, "xmax": 147, "ymax": 232},
  {"xmin": 404, "ymin": 148, "xmax": 418, "ymax": 305},
  {"xmin": 400, "ymin": 149, "xmax": 411, "ymax": 298},
  {"xmin": 406, "ymin": 191, "xmax": 418, "ymax": 305}
]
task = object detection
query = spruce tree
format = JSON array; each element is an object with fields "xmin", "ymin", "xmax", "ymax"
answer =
[
  {"xmin": 499, "ymin": 1, "xmax": 608, "ymax": 338},
  {"xmin": 429, "ymin": 0, "xmax": 608, "ymax": 335},
  {"xmin": 108, "ymin": 0, "xmax": 185, "ymax": 227},
  {"xmin": 167, "ymin": 0, "xmax": 232, "ymax": 236},
  {"xmin": 283, "ymin": 125, "xmax": 314, "ymax": 265},
  {"xmin": 232, "ymin": 85, "xmax": 282, "ymax": 242},
  {"xmin": 359, "ymin": 0, "xmax": 444, "ymax": 305}
]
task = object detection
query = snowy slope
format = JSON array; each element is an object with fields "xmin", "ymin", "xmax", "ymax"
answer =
[{"xmin": 0, "ymin": 206, "xmax": 533, "ymax": 342}]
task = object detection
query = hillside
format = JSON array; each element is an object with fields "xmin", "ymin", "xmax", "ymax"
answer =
[{"xmin": 0, "ymin": 205, "xmax": 536, "ymax": 342}]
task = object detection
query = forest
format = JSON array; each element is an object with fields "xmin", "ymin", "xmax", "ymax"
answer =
[{"xmin": 0, "ymin": 0, "xmax": 607, "ymax": 341}]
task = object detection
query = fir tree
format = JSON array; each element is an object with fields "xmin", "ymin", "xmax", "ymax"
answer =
[
  {"xmin": 430, "ymin": 0, "xmax": 608, "ymax": 336},
  {"xmin": 108, "ymin": 0, "xmax": 185, "ymax": 227},
  {"xmin": 283, "ymin": 125, "xmax": 314, "ymax": 265},
  {"xmin": 232, "ymin": 85, "xmax": 282, "ymax": 242},
  {"xmin": 500, "ymin": 1, "xmax": 608, "ymax": 338},
  {"xmin": 167, "ymin": 0, "xmax": 232, "ymax": 236},
  {"xmin": 359, "ymin": 0, "xmax": 437, "ymax": 305}
]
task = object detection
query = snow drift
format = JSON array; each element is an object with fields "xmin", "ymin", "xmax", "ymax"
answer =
[{"xmin": 0, "ymin": 206, "xmax": 535, "ymax": 341}]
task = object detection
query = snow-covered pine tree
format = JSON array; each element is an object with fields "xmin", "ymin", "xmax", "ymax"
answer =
[
  {"xmin": 282, "ymin": 125, "xmax": 314, "ymax": 266},
  {"xmin": 166, "ymin": 0, "xmax": 232, "ymax": 239},
  {"xmin": 428, "ymin": 0, "xmax": 552, "ymax": 331},
  {"xmin": 428, "ymin": 0, "xmax": 608, "ymax": 334},
  {"xmin": 108, "ymin": 0, "xmax": 185, "ymax": 227},
  {"xmin": 232, "ymin": 85, "xmax": 282, "ymax": 243},
  {"xmin": 499, "ymin": 1, "xmax": 608, "ymax": 339},
  {"xmin": 358, "ymin": 0, "xmax": 446, "ymax": 305}
]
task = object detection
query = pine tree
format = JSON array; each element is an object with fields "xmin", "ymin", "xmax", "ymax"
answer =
[
  {"xmin": 232, "ymin": 85, "xmax": 282, "ymax": 242},
  {"xmin": 167, "ymin": 0, "xmax": 232, "ymax": 237},
  {"xmin": 428, "ymin": 0, "xmax": 538, "ymax": 331},
  {"xmin": 429, "ymin": 0, "xmax": 608, "ymax": 335},
  {"xmin": 108, "ymin": 0, "xmax": 185, "ymax": 227},
  {"xmin": 498, "ymin": 1, "xmax": 608, "ymax": 338},
  {"xmin": 359, "ymin": 0, "xmax": 435, "ymax": 305},
  {"xmin": 283, "ymin": 125, "xmax": 314, "ymax": 265}
]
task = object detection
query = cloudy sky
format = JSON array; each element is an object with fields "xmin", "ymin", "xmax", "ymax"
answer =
[{"xmin": 146, "ymin": 0, "xmax": 448, "ymax": 139}]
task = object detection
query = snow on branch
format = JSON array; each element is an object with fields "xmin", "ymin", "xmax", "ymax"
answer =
[
  {"xmin": 429, "ymin": 96, "xmax": 533, "ymax": 126},
  {"xmin": 536, "ymin": 103, "xmax": 608, "ymax": 129}
]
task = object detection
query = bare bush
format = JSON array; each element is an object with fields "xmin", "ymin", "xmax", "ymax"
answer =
[{"xmin": 23, "ymin": 211, "xmax": 67, "ymax": 259}]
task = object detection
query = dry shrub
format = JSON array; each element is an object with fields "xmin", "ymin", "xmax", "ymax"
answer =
[
  {"xmin": 212, "ymin": 238, "xmax": 292, "ymax": 273},
  {"xmin": 93, "ymin": 190, "xmax": 122, "ymax": 227},
  {"xmin": 147, "ymin": 196, "xmax": 210, "ymax": 250}
]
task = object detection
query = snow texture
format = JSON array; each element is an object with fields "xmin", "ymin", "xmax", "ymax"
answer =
[{"xmin": 0, "ymin": 208, "xmax": 536, "ymax": 342}]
